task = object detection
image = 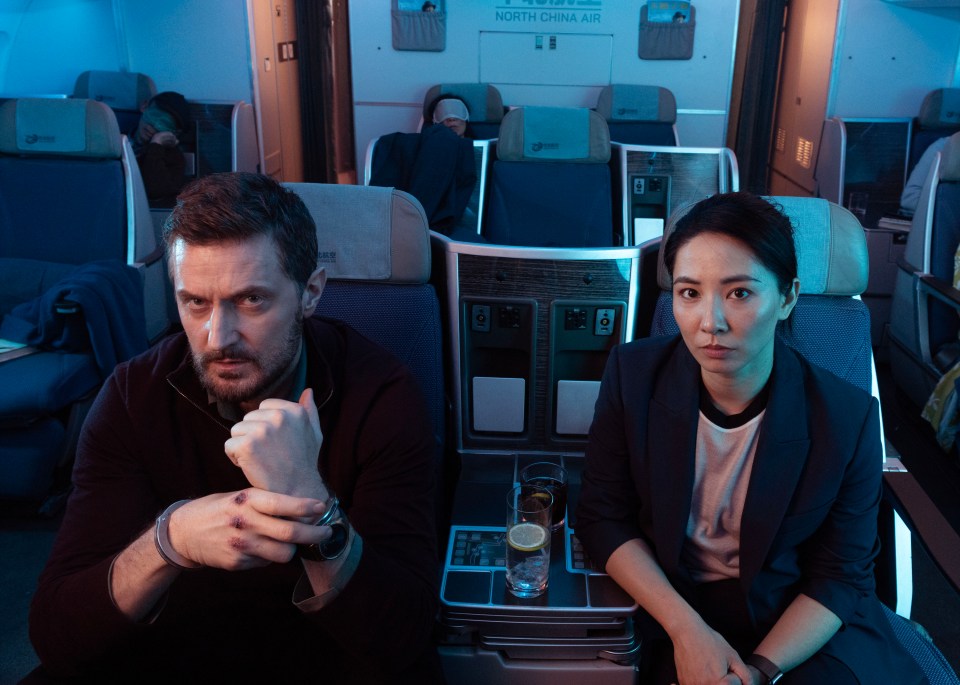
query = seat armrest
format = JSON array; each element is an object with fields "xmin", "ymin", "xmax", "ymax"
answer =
[
  {"xmin": 918, "ymin": 273, "xmax": 960, "ymax": 308},
  {"xmin": 883, "ymin": 471, "xmax": 960, "ymax": 596}
]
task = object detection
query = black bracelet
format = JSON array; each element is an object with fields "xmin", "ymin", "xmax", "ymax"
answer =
[{"xmin": 746, "ymin": 654, "xmax": 783, "ymax": 684}]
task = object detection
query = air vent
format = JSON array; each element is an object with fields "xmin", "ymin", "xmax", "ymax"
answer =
[
  {"xmin": 775, "ymin": 127, "xmax": 786, "ymax": 152},
  {"xmin": 795, "ymin": 137, "xmax": 813, "ymax": 169}
]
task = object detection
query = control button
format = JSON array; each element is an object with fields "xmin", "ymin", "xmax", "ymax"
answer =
[
  {"xmin": 564, "ymin": 308, "xmax": 588, "ymax": 330},
  {"xmin": 498, "ymin": 305, "xmax": 522, "ymax": 329},
  {"xmin": 595, "ymin": 308, "xmax": 616, "ymax": 336},
  {"xmin": 471, "ymin": 304, "xmax": 491, "ymax": 332}
]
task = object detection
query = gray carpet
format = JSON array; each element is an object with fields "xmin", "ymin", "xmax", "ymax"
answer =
[{"xmin": 0, "ymin": 507, "xmax": 58, "ymax": 685}]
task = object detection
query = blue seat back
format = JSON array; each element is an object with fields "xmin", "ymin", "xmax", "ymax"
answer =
[
  {"xmin": 0, "ymin": 98, "xmax": 126, "ymax": 264},
  {"xmin": 596, "ymin": 84, "xmax": 678, "ymax": 146},
  {"xmin": 284, "ymin": 183, "xmax": 445, "ymax": 463},
  {"xmin": 485, "ymin": 106, "xmax": 614, "ymax": 247}
]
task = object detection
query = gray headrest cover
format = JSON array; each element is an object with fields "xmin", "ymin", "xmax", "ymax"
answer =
[
  {"xmin": 497, "ymin": 107, "xmax": 610, "ymax": 163},
  {"xmin": 0, "ymin": 98, "xmax": 122, "ymax": 158},
  {"xmin": 73, "ymin": 70, "xmax": 157, "ymax": 110},
  {"xmin": 918, "ymin": 88, "xmax": 960, "ymax": 129},
  {"xmin": 284, "ymin": 183, "xmax": 430, "ymax": 284},
  {"xmin": 596, "ymin": 84, "xmax": 677, "ymax": 123}
]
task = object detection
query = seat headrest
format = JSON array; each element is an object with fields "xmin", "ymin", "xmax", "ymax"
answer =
[
  {"xmin": 496, "ymin": 107, "xmax": 610, "ymax": 163},
  {"xmin": 72, "ymin": 70, "xmax": 157, "ymax": 111},
  {"xmin": 595, "ymin": 84, "xmax": 676, "ymax": 123},
  {"xmin": 284, "ymin": 183, "xmax": 430, "ymax": 284},
  {"xmin": 918, "ymin": 88, "xmax": 960, "ymax": 129},
  {"xmin": 657, "ymin": 196, "xmax": 868, "ymax": 296},
  {"xmin": 0, "ymin": 98, "xmax": 122, "ymax": 159},
  {"xmin": 423, "ymin": 83, "xmax": 504, "ymax": 124},
  {"xmin": 939, "ymin": 130, "xmax": 960, "ymax": 182}
]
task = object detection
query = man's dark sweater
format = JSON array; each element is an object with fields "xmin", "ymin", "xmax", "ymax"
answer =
[{"xmin": 29, "ymin": 317, "xmax": 441, "ymax": 683}]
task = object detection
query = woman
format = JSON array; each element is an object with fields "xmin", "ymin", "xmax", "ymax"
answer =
[{"xmin": 576, "ymin": 193, "xmax": 925, "ymax": 684}]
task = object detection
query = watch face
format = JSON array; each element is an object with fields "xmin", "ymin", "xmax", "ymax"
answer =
[
  {"xmin": 298, "ymin": 514, "xmax": 349, "ymax": 562},
  {"xmin": 318, "ymin": 522, "xmax": 349, "ymax": 560}
]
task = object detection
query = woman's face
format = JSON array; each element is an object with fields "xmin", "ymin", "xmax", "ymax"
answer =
[{"xmin": 671, "ymin": 232, "xmax": 799, "ymax": 391}]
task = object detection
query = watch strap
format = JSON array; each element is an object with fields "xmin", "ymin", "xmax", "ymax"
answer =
[{"xmin": 746, "ymin": 654, "xmax": 783, "ymax": 684}]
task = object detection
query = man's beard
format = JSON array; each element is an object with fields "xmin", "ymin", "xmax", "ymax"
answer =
[{"xmin": 192, "ymin": 311, "xmax": 303, "ymax": 405}]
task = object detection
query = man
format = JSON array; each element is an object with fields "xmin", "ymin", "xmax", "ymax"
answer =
[{"xmin": 29, "ymin": 173, "xmax": 442, "ymax": 683}]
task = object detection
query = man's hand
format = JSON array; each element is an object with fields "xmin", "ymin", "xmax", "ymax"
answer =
[
  {"xmin": 137, "ymin": 122, "xmax": 157, "ymax": 145},
  {"xmin": 168, "ymin": 488, "xmax": 332, "ymax": 570},
  {"xmin": 224, "ymin": 388, "xmax": 327, "ymax": 501},
  {"xmin": 670, "ymin": 619, "xmax": 754, "ymax": 685}
]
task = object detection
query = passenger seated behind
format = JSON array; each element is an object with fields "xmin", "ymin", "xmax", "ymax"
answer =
[
  {"xmin": 370, "ymin": 100, "xmax": 476, "ymax": 235},
  {"xmin": 576, "ymin": 192, "xmax": 925, "ymax": 685},
  {"xmin": 426, "ymin": 95, "xmax": 473, "ymax": 139},
  {"xmin": 900, "ymin": 136, "xmax": 948, "ymax": 217},
  {"xmin": 27, "ymin": 172, "xmax": 442, "ymax": 683},
  {"xmin": 134, "ymin": 91, "xmax": 191, "ymax": 208}
]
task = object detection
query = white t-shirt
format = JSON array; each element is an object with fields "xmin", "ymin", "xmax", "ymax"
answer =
[{"xmin": 682, "ymin": 410, "xmax": 764, "ymax": 582}]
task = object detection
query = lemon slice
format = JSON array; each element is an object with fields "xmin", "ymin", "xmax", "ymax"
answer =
[{"xmin": 507, "ymin": 522, "xmax": 548, "ymax": 552}]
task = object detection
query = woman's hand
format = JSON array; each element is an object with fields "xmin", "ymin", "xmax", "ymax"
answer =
[{"xmin": 671, "ymin": 619, "xmax": 754, "ymax": 685}]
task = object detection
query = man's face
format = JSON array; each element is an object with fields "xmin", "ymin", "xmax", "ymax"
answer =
[{"xmin": 170, "ymin": 234, "xmax": 324, "ymax": 408}]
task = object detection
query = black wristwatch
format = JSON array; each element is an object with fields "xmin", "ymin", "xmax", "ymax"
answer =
[
  {"xmin": 299, "ymin": 495, "xmax": 350, "ymax": 561},
  {"xmin": 746, "ymin": 654, "xmax": 783, "ymax": 684}
]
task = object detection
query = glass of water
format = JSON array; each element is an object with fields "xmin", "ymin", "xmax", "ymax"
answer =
[
  {"xmin": 505, "ymin": 484, "xmax": 552, "ymax": 598},
  {"xmin": 520, "ymin": 461, "xmax": 568, "ymax": 531}
]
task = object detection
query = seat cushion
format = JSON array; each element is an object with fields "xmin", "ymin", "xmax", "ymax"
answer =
[
  {"xmin": 0, "ymin": 351, "xmax": 100, "ymax": 418},
  {"xmin": 0, "ymin": 418, "xmax": 65, "ymax": 499}
]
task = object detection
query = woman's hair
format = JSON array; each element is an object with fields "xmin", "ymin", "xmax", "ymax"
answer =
[
  {"xmin": 163, "ymin": 172, "xmax": 318, "ymax": 292},
  {"xmin": 662, "ymin": 192, "xmax": 798, "ymax": 295}
]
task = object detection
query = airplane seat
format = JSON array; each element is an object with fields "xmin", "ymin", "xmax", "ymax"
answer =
[
  {"xmin": 652, "ymin": 195, "xmax": 960, "ymax": 683},
  {"xmin": 71, "ymin": 70, "xmax": 157, "ymax": 137},
  {"xmin": 284, "ymin": 182, "xmax": 448, "ymax": 530},
  {"xmin": 889, "ymin": 131, "xmax": 960, "ymax": 409},
  {"xmin": 0, "ymin": 97, "xmax": 163, "ymax": 503},
  {"xmin": 485, "ymin": 106, "xmax": 614, "ymax": 247},
  {"xmin": 910, "ymin": 88, "xmax": 960, "ymax": 174},
  {"xmin": 421, "ymin": 83, "xmax": 505, "ymax": 140},
  {"xmin": 595, "ymin": 84, "xmax": 678, "ymax": 146}
]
